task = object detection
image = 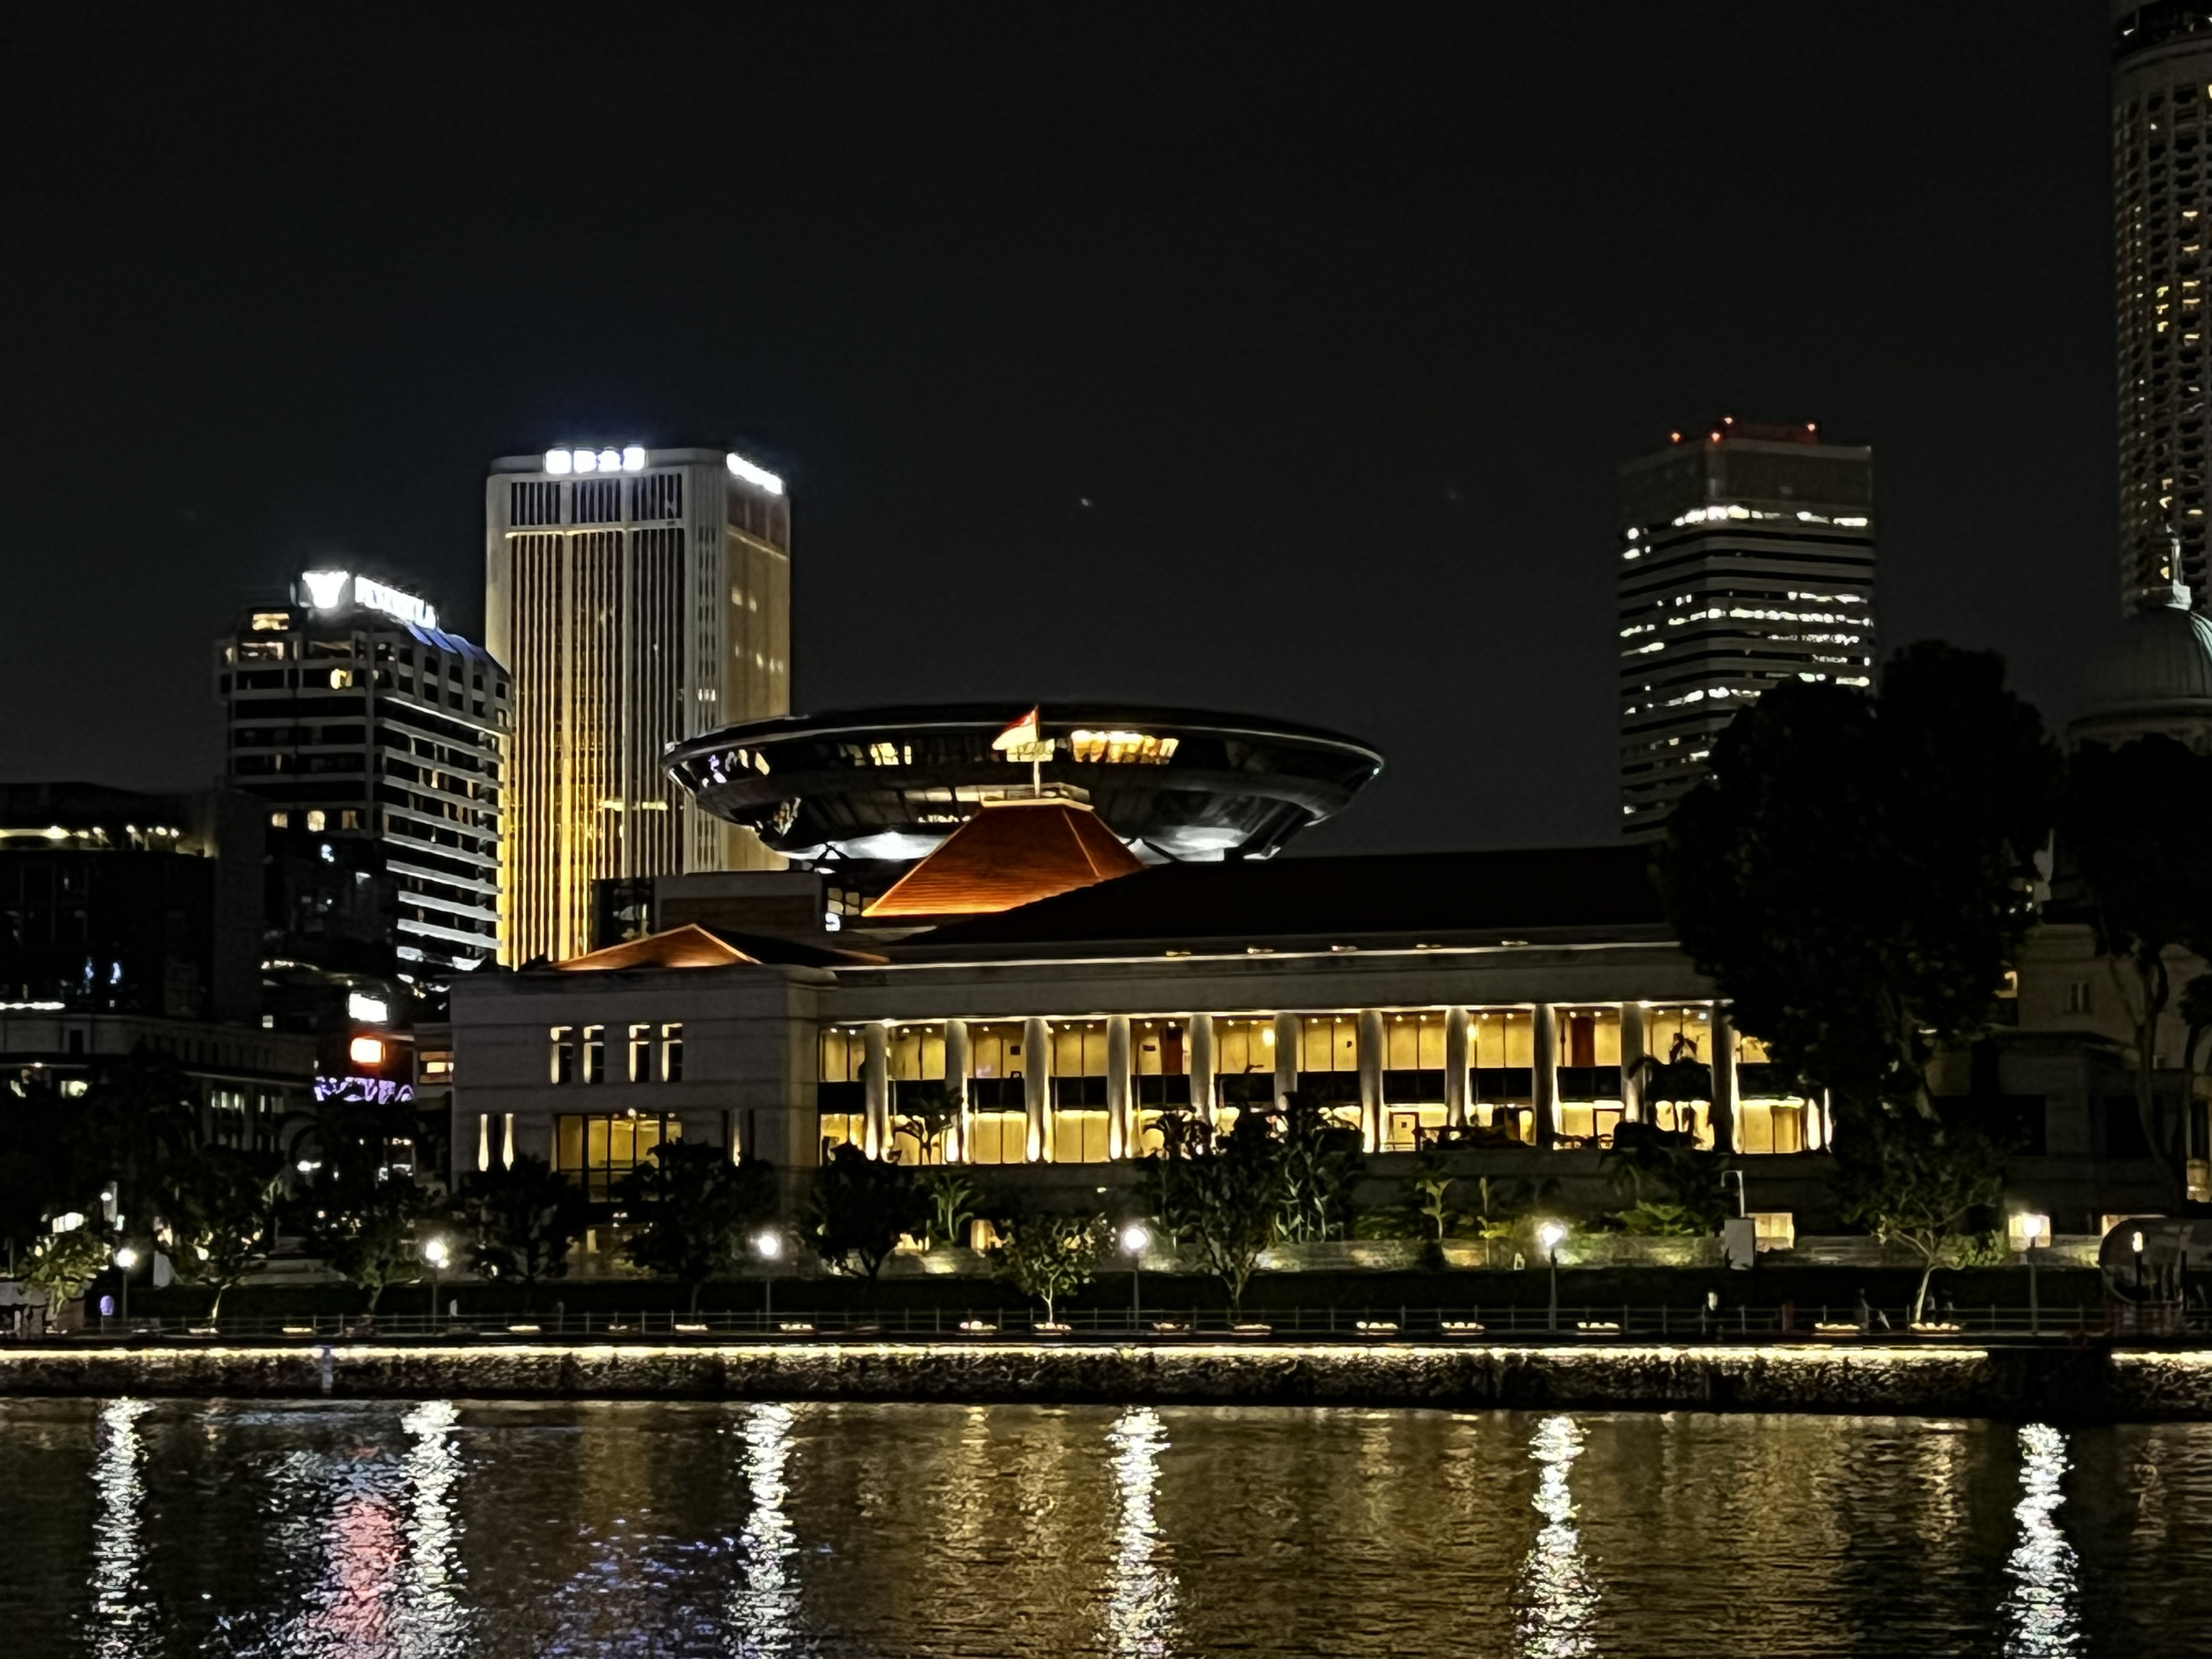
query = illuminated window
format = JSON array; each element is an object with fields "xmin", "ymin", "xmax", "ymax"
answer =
[
  {"xmin": 1293, "ymin": 1014, "xmax": 1362, "ymax": 1133},
  {"xmin": 1640, "ymin": 1006, "xmax": 1716, "ymax": 1148},
  {"xmin": 1211, "ymin": 1016, "xmax": 1279, "ymax": 1128},
  {"xmin": 1556, "ymin": 1008, "xmax": 1624, "ymax": 1148},
  {"xmin": 1050, "ymin": 1021, "xmax": 1112, "ymax": 1161},
  {"xmin": 1751, "ymin": 1212, "xmax": 1796, "ymax": 1251},
  {"xmin": 250, "ymin": 612, "xmax": 291, "ymax": 632},
  {"xmin": 1467, "ymin": 1009, "xmax": 1536, "ymax": 1144},
  {"xmin": 269, "ymin": 811, "xmax": 289, "ymax": 830},
  {"xmin": 628, "ymin": 1023, "xmax": 653, "ymax": 1082},
  {"xmin": 549, "ymin": 1025, "xmax": 576, "ymax": 1085},
  {"xmin": 1132, "ymin": 1018, "xmax": 1193, "ymax": 1152},
  {"xmin": 965, "ymin": 1021, "xmax": 1027, "ymax": 1164},
  {"xmin": 554, "ymin": 1112, "xmax": 682, "ymax": 1201},
  {"xmin": 305, "ymin": 810, "xmax": 326, "ymax": 833},
  {"xmin": 889, "ymin": 1024, "xmax": 952, "ymax": 1164},
  {"xmin": 328, "ymin": 669, "xmax": 353, "ymax": 690},
  {"xmin": 418, "ymin": 1051, "xmax": 455, "ymax": 1084},
  {"xmin": 1381, "ymin": 1012, "xmax": 1450, "ymax": 1147},
  {"xmin": 1067, "ymin": 729, "xmax": 1180, "ymax": 765}
]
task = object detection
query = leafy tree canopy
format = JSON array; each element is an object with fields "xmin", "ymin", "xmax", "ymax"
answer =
[
  {"xmin": 1663, "ymin": 641, "xmax": 2060, "ymax": 1114},
  {"xmin": 620, "ymin": 1142, "xmax": 779, "ymax": 1311},
  {"xmin": 457, "ymin": 1154, "xmax": 593, "ymax": 1296},
  {"xmin": 1833, "ymin": 1108, "xmax": 2008, "ymax": 1323},
  {"xmin": 993, "ymin": 1211, "xmax": 1109, "ymax": 1324},
  {"xmin": 806, "ymin": 1144, "xmax": 926, "ymax": 1280}
]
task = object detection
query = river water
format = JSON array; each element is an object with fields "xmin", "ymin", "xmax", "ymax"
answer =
[{"xmin": 1, "ymin": 1398, "xmax": 2208, "ymax": 1657}]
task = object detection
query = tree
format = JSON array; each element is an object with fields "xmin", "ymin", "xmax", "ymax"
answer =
[
  {"xmin": 806, "ymin": 1144, "xmax": 926, "ymax": 1280},
  {"xmin": 169, "ymin": 1145, "xmax": 284, "ymax": 1322},
  {"xmin": 2063, "ymin": 735, "xmax": 2212, "ymax": 1203},
  {"xmin": 1141, "ymin": 1112, "xmax": 1282, "ymax": 1317},
  {"xmin": 1834, "ymin": 1108, "xmax": 2007, "ymax": 1323},
  {"xmin": 64, "ymin": 1047, "xmax": 204, "ymax": 1238},
  {"xmin": 1665, "ymin": 643, "xmax": 2060, "ymax": 1115},
  {"xmin": 298, "ymin": 1169, "xmax": 422, "ymax": 1312},
  {"xmin": 456, "ymin": 1154, "xmax": 592, "ymax": 1305},
  {"xmin": 917, "ymin": 1168, "xmax": 980, "ymax": 1250},
  {"xmin": 619, "ymin": 1142, "xmax": 778, "ymax": 1313},
  {"xmin": 1599, "ymin": 1140, "xmax": 1731, "ymax": 1236},
  {"xmin": 993, "ymin": 1212, "xmax": 1109, "ymax": 1325},
  {"xmin": 893, "ymin": 1080, "xmax": 963, "ymax": 1165},
  {"xmin": 1270, "ymin": 1094, "xmax": 1364, "ymax": 1243},
  {"xmin": 22, "ymin": 1225, "xmax": 112, "ymax": 1307}
]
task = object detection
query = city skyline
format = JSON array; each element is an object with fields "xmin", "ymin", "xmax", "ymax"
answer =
[{"xmin": 1, "ymin": 6, "xmax": 2119, "ymax": 858}]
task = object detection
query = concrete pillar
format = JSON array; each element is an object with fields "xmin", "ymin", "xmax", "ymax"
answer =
[
  {"xmin": 1444, "ymin": 1006, "xmax": 1470, "ymax": 1128},
  {"xmin": 1188, "ymin": 1013, "xmax": 1216, "ymax": 1128},
  {"xmin": 944, "ymin": 1019, "xmax": 971, "ymax": 1163},
  {"xmin": 476, "ymin": 1113, "xmax": 490, "ymax": 1172},
  {"xmin": 1273, "ymin": 1011, "xmax": 1300, "ymax": 1108},
  {"xmin": 1620, "ymin": 1002, "xmax": 1647, "ymax": 1124},
  {"xmin": 1532, "ymin": 1003, "xmax": 1558, "ymax": 1150},
  {"xmin": 501, "ymin": 1111, "xmax": 515, "ymax": 1169},
  {"xmin": 864, "ymin": 1021, "xmax": 890, "ymax": 1159},
  {"xmin": 1710, "ymin": 1004, "xmax": 1738, "ymax": 1153},
  {"xmin": 1024, "ymin": 1016, "xmax": 1052, "ymax": 1162},
  {"xmin": 1107, "ymin": 1014, "xmax": 1133, "ymax": 1160},
  {"xmin": 1357, "ymin": 1010, "xmax": 1385, "ymax": 1152}
]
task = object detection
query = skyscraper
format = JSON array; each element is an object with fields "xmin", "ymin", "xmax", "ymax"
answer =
[
  {"xmin": 2115, "ymin": 3, "xmax": 2212, "ymax": 607},
  {"xmin": 217, "ymin": 572, "xmax": 509, "ymax": 977},
  {"xmin": 486, "ymin": 444, "xmax": 791, "ymax": 966},
  {"xmin": 1617, "ymin": 420, "xmax": 1876, "ymax": 838}
]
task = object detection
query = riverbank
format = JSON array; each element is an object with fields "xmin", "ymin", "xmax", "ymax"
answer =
[{"xmin": 3, "ymin": 1337, "xmax": 2209, "ymax": 1421}]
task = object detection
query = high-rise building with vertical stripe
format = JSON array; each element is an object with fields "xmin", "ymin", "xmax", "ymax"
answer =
[
  {"xmin": 2114, "ymin": 4, "xmax": 2212, "ymax": 607},
  {"xmin": 1617, "ymin": 420, "xmax": 1876, "ymax": 839},
  {"xmin": 486, "ymin": 444, "xmax": 790, "ymax": 966}
]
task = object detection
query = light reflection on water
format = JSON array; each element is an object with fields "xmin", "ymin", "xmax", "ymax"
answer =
[
  {"xmin": 2004, "ymin": 1423, "xmax": 2080, "ymax": 1658},
  {"xmin": 89, "ymin": 1397, "xmax": 152, "ymax": 1659},
  {"xmin": 1517, "ymin": 1414, "xmax": 1596, "ymax": 1659},
  {"xmin": 8, "ymin": 1402, "xmax": 2212, "ymax": 1657},
  {"xmin": 1105, "ymin": 1407, "xmax": 1177, "ymax": 1659}
]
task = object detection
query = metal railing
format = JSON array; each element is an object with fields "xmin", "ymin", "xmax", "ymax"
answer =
[{"xmin": 14, "ymin": 1301, "xmax": 2184, "ymax": 1344}]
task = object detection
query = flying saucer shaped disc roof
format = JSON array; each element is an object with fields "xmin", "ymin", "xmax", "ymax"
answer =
[{"xmin": 665, "ymin": 702, "xmax": 1383, "ymax": 866}]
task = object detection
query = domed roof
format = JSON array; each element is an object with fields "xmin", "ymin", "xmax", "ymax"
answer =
[{"xmin": 2079, "ymin": 591, "xmax": 2212, "ymax": 715}]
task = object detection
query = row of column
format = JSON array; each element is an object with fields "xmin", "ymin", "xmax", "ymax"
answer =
[{"xmin": 855, "ymin": 1005, "xmax": 1743, "ymax": 1160}]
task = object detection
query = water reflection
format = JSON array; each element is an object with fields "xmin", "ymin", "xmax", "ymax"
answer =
[
  {"xmin": 729, "ymin": 1401, "xmax": 802, "ymax": 1656},
  {"xmin": 90, "ymin": 1397, "xmax": 152, "ymax": 1659},
  {"xmin": 396, "ymin": 1400, "xmax": 467, "ymax": 1651},
  {"xmin": 1106, "ymin": 1407, "xmax": 1178, "ymax": 1659},
  {"xmin": 1516, "ymin": 1414, "xmax": 1597, "ymax": 1659},
  {"xmin": 2004, "ymin": 1423, "xmax": 2080, "ymax": 1658}
]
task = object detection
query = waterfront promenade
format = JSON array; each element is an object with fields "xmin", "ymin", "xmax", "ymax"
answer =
[{"xmin": 4, "ymin": 1329, "xmax": 2210, "ymax": 1422}]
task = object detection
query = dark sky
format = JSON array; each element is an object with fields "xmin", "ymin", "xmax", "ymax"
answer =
[{"xmin": 0, "ymin": 3, "xmax": 2116, "ymax": 855}]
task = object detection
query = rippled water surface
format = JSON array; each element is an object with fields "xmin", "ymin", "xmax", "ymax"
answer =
[{"xmin": 3, "ymin": 1397, "xmax": 2211, "ymax": 1657}]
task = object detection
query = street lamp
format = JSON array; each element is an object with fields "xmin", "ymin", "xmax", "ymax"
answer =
[
  {"xmin": 753, "ymin": 1229, "xmax": 784, "ymax": 1323},
  {"xmin": 1120, "ymin": 1222, "xmax": 1151, "ymax": 1328},
  {"xmin": 1538, "ymin": 1222, "xmax": 1566, "ymax": 1333},
  {"xmin": 112, "ymin": 1245, "xmax": 138, "ymax": 1327},
  {"xmin": 2132, "ymin": 1228, "xmax": 2147, "ymax": 1300},
  {"xmin": 2016, "ymin": 1212, "xmax": 2049, "ymax": 1336},
  {"xmin": 422, "ymin": 1236, "xmax": 449, "ymax": 1327}
]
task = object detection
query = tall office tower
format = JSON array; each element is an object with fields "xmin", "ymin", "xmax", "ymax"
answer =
[
  {"xmin": 217, "ymin": 572, "xmax": 509, "ymax": 976},
  {"xmin": 486, "ymin": 444, "xmax": 791, "ymax": 966},
  {"xmin": 1617, "ymin": 420, "xmax": 1876, "ymax": 839},
  {"xmin": 2116, "ymin": 4, "xmax": 2212, "ymax": 607}
]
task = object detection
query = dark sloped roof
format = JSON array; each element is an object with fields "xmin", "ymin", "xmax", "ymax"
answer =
[{"xmin": 915, "ymin": 845, "xmax": 1667, "ymax": 949}]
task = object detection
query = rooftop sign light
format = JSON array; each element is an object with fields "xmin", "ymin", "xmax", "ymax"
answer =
[
  {"xmin": 545, "ymin": 445, "xmax": 648, "ymax": 476},
  {"xmin": 301, "ymin": 571, "xmax": 440, "ymax": 630},
  {"xmin": 726, "ymin": 452, "xmax": 785, "ymax": 495}
]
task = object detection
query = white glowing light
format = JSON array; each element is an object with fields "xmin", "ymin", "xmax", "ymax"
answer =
[
  {"xmin": 573, "ymin": 448, "xmax": 598, "ymax": 473},
  {"xmin": 422, "ymin": 1237, "xmax": 450, "ymax": 1269},
  {"xmin": 302, "ymin": 570, "xmax": 352, "ymax": 609},
  {"xmin": 1120, "ymin": 1223, "xmax": 1151, "ymax": 1256},
  {"xmin": 597, "ymin": 448, "xmax": 620, "ymax": 472},
  {"xmin": 1538, "ymin": 1222, "xmax": 1566, "ymax": 1250},
  {"xmin": 354, "ymin": 577, "xmax": 438, "ymax": 630},
  {"xmin": 112, "ymin": 1246, "xmax": 139, "ymax": 1270},
  {"xmin": 727, "ymin": 452, "xmax": 785, "ymax": 495},
  {"xmin": 347, "ymin": 992, "xmax": 388, "ymax": 1025},
  {"xmin": 544, "ymin": 449, "xmax": 572, "ymax": 475},
  {"xmin": 754, "ymin": 1229, "xmax": 784, "ymax": 1261},
  {"xmin": 622, "ymin": 445, "xmax": 646, "ymax": 472}
]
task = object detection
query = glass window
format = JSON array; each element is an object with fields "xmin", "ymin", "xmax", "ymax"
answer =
[
  {"xmin": 661, "ymin": 1022, "xmax": 683, "ymax": 1082},
  {"xmin": 965, "ymin": 1021, "xmax": 1027, "ymax": 1116},
  {"xmin": 628, "ymin": 1023, "xmax": 653, "ymax": 1083},
  {"xmin": 1642, "ymin": 1005, "xmax": 1717, "ymax": 1147},
  {"xmin": 581, "ymin": 1025, "xmax": 606, "ymax": 1084},
  {"xmin": 549, "ymin": 1025, "xmax": 576, "ymax": 1085},
  {"xmin": 1382, "ymin": 1014, "xmax": 1449, "ymax": 1144},
  {"xmin": 1211, "ymin": 1016, "xmax": 1279, "ymax": 1129},
  {"xmin": 1133, "ymin": 1018, "xmax": 1193, "ymax": 1118},
  {"xmin": 553, "ymin": 1112, "xmax": 681, "ymax": 1201},
  {"xmin": 967, "ymin": 1109, "xmax": 1027, "ymax": 1166},
  {"xmin": 1467, "ymin": 1009, "xmax": 1535, "ymax": 1145},
  {"xmin": 1050, "ymin": 1020, "xmax": 1110, "ymax": 1161}
]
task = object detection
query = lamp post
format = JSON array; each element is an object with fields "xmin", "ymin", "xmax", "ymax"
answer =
[
  {"xmin": 1120, "ymin": 1222, "xmax": 1151, "ymax": 1329},
  {"xmin": 422, "ymin": 1236, "xmax": 448, "ymax": 1328},
  {"xmin": 1538, "ymin": 1222, "xmax": 1565, "ymax": 1333},
  {"xmin": 112, "ymin": 1245, "xmax": 137, "ymax": 1328},
  {"xmin": 2132, "ymin": 1228, "xmax": 2147, "ymax": 1301},
  {"xmin": 2017, "ymin": 1213, "xmax": 2048, "ymax": 1336},
  {"xmin": 754, "ymin": 1229, "xmax": 784, "ymax": 1324}
]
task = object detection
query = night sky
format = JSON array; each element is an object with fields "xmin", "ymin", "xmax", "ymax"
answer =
[{"xmin": 1, "ymin": 4, "xmax": 2116, "ymax": 855}]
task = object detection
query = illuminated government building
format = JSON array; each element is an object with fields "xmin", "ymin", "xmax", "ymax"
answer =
[
  {"xmin": 1616, "ymin": 421, "xmax": 1875, "ymax": 837},
  {"xmin": 447, "ymin": 701, "xmax": 2169, "ymax": 1240},
  {"xmin": 486, "ymin": 444, "xmax": 791, "ymax": 967}
]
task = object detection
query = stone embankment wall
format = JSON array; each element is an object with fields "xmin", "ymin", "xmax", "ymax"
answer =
[{"xmin": 1, "ymin": 1340, "xmax": 2207, "ymax": 1421}]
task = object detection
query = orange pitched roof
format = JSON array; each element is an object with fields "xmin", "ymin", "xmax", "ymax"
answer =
[
  {"xmin": 552, "ymin": 924, "xmax": 760, "ymax": 972},
  {"xmin": 864, "ymin": 800, "xmax": 1145, "ymax": 917}
]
